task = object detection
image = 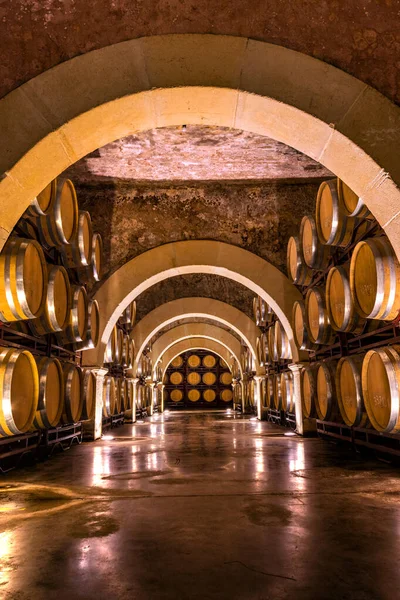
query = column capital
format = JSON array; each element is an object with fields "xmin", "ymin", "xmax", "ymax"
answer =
[
  {"xmin": 89, "ymin": 367, "xmax": 109, "ymax": 376},
  {"xmin": 288, "ymin": 362, "xmax": 308, "ymax": 373},
  {"xmin": 253, "ymin": 375, "xmax": 265, "ymax": 382}
]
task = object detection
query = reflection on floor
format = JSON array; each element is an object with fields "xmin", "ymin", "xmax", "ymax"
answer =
[{"xmin": 0, "ymin": 411, "xmax": 399, "ymax": 599}]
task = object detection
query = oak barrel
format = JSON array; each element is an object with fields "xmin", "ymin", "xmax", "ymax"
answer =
[
  {"xmin": 26, "ymin": 179, "xmax": 56, "ymax": 218},
  {"xmin": 292, "ymin": 299, "xmax": 317, "ymax": 351},
  {"xmin": 170, "ymin": 389, "xmax": 183, "ymax": 402},
  {"xmin": 0, "ymin": 237, "xmax": 47, "ymax": 322},
  {"xmin": 105, "ymin": 325, "xmax": 118, "ymax": 364},
  {"xmin": 350, "ymin": 236, "xmax": 400, "ymax": 321},
  {"xmin": 33, "ymin": 357, "xmax": 64, "ymax": 429},
  {"xmin": 203, "ymin": 389, "xmax": 216, "ymax": 402},
  {"xmin": 61, "ymin": 210, "xmax": 93, "ymax": 269},
  {"xmin": 315, "ymin": 360, "xmax": 340, "ymax": 421},
  {"xmin": 203, "ymin": 354, "xmax": 216, "ymax": 368},
  {"xmin": 361, "ymin": 345, "xmax": 400, "ymax": 433},
  {"xmin": 300, "ymin": 215, "xmax": 330, "ymax": 270},
  {"xmin": 253, "ymin": 297, "xmax": 261, "ymax": 326},
  {"xmin": 268, "ymin": 326, "xmax": 278, "ymax": 362},
  {"xmin": 202, "ymin": 372, "xmax": 216, "ymax": 386},
  {"xmin": 115, "ymin": 379, "xmax": 122, "ymax": 414},
  {"xmin": 29, "ymin": 265, "xmax": 71, "ymax": 336},
  {"xmin": 273, "ymin": 374, "xmax": 283, "ymax": 410},
  {"xmin": 338, "ymin": 179, "xmax": 372, "ymax": 220},
  {"xmin": 81, "ymin": 369, "xmax": 96, "ymax": 421},
  {"xmin": 187, "ymin": 389, "xmax": 200, "ymax": 402},
  {"xmin": 76, "ymin": 233, "xmax": 103, "ymax": 283},
  {"xmin": 36, "ymin": 179, "xmax": 79, "ymax": 248},
  {"xmin": 326, "ymin": 264, "xmax": 366, "ymax": 333},
  {"xmin": 188, "ymin": 354, "xmax": 201, "ymax": 368},
  {"xmin": 305, "ymin": 287, "xmax": 336, "ymax": 345},
  {"xmin": 316, "ymin": 179, "xmax": 356, "ymax": 247},
  {"xmin": 280, "ymin": 371, "xmax": 294, "ymax": 412},
  {"xmin": 274, "ymin": 320, "xmax": 291, "ymax": 360},
  {"xmin": 57, "ymin": 285, "xmax": 88, "ymax": 345},
  {"xmin": 336, "ymin": 355, "xmax": 368, "ymax": 427},
  {"xmin": 78, "ymin": 299, "xmax": 100, "ymax": 351},
  {"xmin": 119, "ymin": 300, "xmax": 136, "ymax": 327},
  {"xmin": 0, "ymin": 348, "xmax": 39, "ymax": 436},
  {"xmin": 266, "ymin": 376, "xmax": 275, "ymax": 408},
  {"xmin": 171, "ymin": 355, "xmax": 183, "ymax": 368},
  {"xmin": 301, "ymin": 366, "xmax": 317, "ymax": 418},
  {"xmin": 220, "ymin": 372, "xmax": 233, "ymax": 385},
  {"xmin": 170, "ymin": 371, "xmax": 183, "ymax": 385},
  {"xmin": 221, "ymin": 389, "xmax": 233, "ymax": 402},
  {"xmin": 187, "ymin": 372, "xmax": 201, "ymax": 386},
  {"xmin": 62, "ymin": 363, "xmax": 83, "ymax": 424},
  {"xmin": 103, "ymin": 376, "xmax": 117, "ymax": 417},
  {"xmin": 287, "ymin": 236, "xmax": 313, "ymax": 285}
]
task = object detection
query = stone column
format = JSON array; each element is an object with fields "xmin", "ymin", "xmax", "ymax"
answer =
[
  {"xmin": 82, "ymin": 367, "xmax": 108, "ymax": 440},
  {"xmin": 288, "ymin": 363, "xmax": 316, "ymax": 436},
  {"xmin": 147, "ymin": 381, "xmax": 155, "ymax": 416},
  {"xmin": 240, "ymin": 378, "xmax": 246, "ymax": 413},
  {"xmin": 254, "ymin": 375, "xmax": 263, "ymax": 420},
  {"xmin": 131, "ymin": 378, "xmax": 139, "ymax": 423},
  {"xmin": 159, "ymin": 384, "xmax": 166, "ymax": 413}
]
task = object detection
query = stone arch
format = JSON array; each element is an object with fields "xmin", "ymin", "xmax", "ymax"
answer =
[
  {"xmin": 159, "ymin": 339, "xmax": 240, "ymax": 379},
  {"xmin": 132, "ymin": 297, "xmax": 261, "ymax": 372},
  {"xmin": 0, "ymin": 34, "xmax": 399, "ymax": 252},
  {"xmin": 83, "ymin": 240, "xmax": 302, "ymax": 365},
  {"xmin": 150, "ymin": 324, "xmax": 242, "ymax": 377}
]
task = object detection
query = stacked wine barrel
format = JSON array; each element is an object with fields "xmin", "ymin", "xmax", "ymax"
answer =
[
  {"xmin": 253, "ymin": 297, "xmax": 295, "ymax": 414},
  {"xmin": 288, "ymin": 177, "xmax": 400, "ymax": 434},
  {"xmin": 0, "ymin": 177, "xmax": 106, "ymax": 437}
]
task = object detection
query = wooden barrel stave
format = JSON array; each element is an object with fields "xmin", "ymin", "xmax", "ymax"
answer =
[
  {"xmin": 337, "ymin": 179, "xmax": 373, "ymax": 220},
  {"xmin": 62, "ymin": 363, "xmax": 83, "ymax": 424},
  {"xmin": 280, "ymin": 371, "xmax": 294, "ymax": 412},
  {"xmin": 301, "ymin": 365, "xmax": 317, "ymax": 419},
  {"xmin": 61, "ymin": 211, "xmax": 93, "ymax": 269},
  {"xmin": 29, "ymin": 265, "xmax": 71, "ymax": 336},
  {"xmin": 300, "ymin": 215, "xmax": 330, "ymax": 271},
  {"xmin": 305, "ymin": 287, "xmax": 336, "ymax": 345},
  {"xmin": 315, "ymin": 360, "xmax": 340, "ymax": 421},
  {"xmin": 56, "ymin": 285, "xmax": 88, "ymax": 345},
  {"xmin": 336, "ymin": 355, "xmax": 368, "ymax": 427},
  {"xmin": 292, "ymin": 299, "xmax": 317, "ymax": 351},
  {"xmin": 287, "ymin": 236, "xmax": 313, "ymax": 285},
  {"xmin": 326, "ymin": 264, "xmax": 366, "ymax": 334},
  {"xmin": 25, "ymin": 180, "xmax": 57, "ymax": 219},
  {"xmin": 36, "ymin": 179, "xmax": 79, "ymax": 248},
  {"xmin": 274, "ymin": 320, "xmax": 292, "ymax": 360},
  {"xmin": 316, "ymin": 179, "xmax": 357, "ymax": 247},
  {"xmin": 33, "ymin": 357, "xmax": 64, "ymax": 429}
]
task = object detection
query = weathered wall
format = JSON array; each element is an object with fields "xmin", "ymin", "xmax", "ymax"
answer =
[
  {"xmin": 77, "ymin": 180, "xmax": 318, "ymax": 280},
  {"xmin": 2, "ymin": 1, "xmax": 399, "ymax": 104}
]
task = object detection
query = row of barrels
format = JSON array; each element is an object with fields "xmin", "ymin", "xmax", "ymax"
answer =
[
  {"xmin": 241, "ymin": 346, "xmax": 254, "ymax": 374},
  {"xmin": 171, "ymin": 353, "xmax": 222, "ymax": 369},
  {"xmin": 136, "ymin": 384, "xmax": 153, "ymax": 410},
  {"xmin": 256, "ymin": 320, "xmax": 292, "ymax": 366},
  {"xmin": 291, "ymin": 235, "xmax": 400, "ymax": 350},
  {"xmin": 261, "ymin": 371, "xmax": 295, "ymax": 413},
  {"xmin": 287, "ymin": 177, "xmax": 373, "ymax": 285},
  {"xmin": 102, "ymin": 376, "xmax": 134, "ymax": 417},
  {"xmin": 166, "ymin": 370, "xmax": 233, "ymax": 386},
  {"xmin": 0, "ymin": 347, "xmax": 98, "ymax": 437},
  {"xmin": 166, "ymin": 388, "xmax": 233, "ymax": 403},
  {"xmin": 0, "ymin": 237, "xmax": 100, "ymax": 350},
  {"xmin": 21, "ymin": 178, "xmax": 103, "ymax": 282},
  {"xmin": 105, "ymin": 320, "xmax": 135, "ymax": 367},
  {"xmin": 253, "ymin": 296, "xmax": 274, "ymax": 327},
  {"xmin": 301, "ymin": 345, "xmax": 400, "ymax": 433}
]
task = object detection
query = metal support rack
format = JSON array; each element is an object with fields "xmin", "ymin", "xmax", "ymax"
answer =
[
  {"xmin": 39, "ymin": 423, "xmax": 83, "ymax": 457},
  {"xmin": 0, "ymin": 431, "xmax": 42, "ymax": 473},
  {"xmin": 102, "ymin": 412, "xmax": 125, "ymax": 432}
]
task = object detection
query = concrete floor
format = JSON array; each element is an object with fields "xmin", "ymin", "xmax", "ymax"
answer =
[{"xmin": 0, "ymin": 411, "xmax": 400, "ymax": 600}]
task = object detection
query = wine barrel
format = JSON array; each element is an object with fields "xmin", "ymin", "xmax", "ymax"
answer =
[
  {"xmin": 0, "ymin": 348, "xmax": 39, "ymax": 436},
  {"xmin": 33, "ymin": 357, "xmax": 64, "ymax": 429},
  {"xmin": 170, "ymin": 389, "xmax": 183, "ymax": 402},
  {"xmin": 105, "ymin": 325, "xmax": 118, "ymax": 364},
  {"xmin": 203, "ymin": 354, "xmax": 216, "ymax": 368},
  {"xmin": 274, "ymin": 320, "xmax": 291, "ymax": 360},
  {"xmin": 361, "ymin": 345, "xmax": 400, "ymax": 433},
  {"xmin": 280, "ymin": 371, "xmax": 294, "ymax": 412},
  {"xmin": 127, "ymin": 339, "xmax": 135, "ymax": 368},
  {"xmin": 61, "ymin": 210, "xmax": 93, "ymax": 269},
  {"xmin": 36, "ymin": 179, "xmax": 79, "ymax": 248},
  {"xmin": 188, "ymin": 354, "xmax": 201, "ymax": 368},
  {"xmin": 203, "ymin": 389, "xmax": 216, "ymax": 402},
  {"xmin": 202, "ymin": 372, "xmax": 216, "ymax": 386},
  {"xmin": 326, "ymin": 264, "xmax": 366, "ymax": 333},
  {"xmin": 316, "ymin": 179, "xmax": 356, "ymax": 247},
  {"xmin": 25, "ymin": 179, "xmax": 56, "ymax": 218},
  {"xmin": 315, "ymin": 360, "xmax": 340, "ymax": 421},
  {"xmin": 115, "ymin": 379, "xmax": 122, "ymax": 414},
  {"xmin": 0, "ymin": 237, "xmax": 47, "ymax": 322},
  {"xmin": 221, "ymin": 389, "xmax": 233, "ymax": 402},
  {"xmin": 253, "ymin": 297, "xmax": 261, "ymax": 325},
  {"xmin": 125, "ymin": 379, "xmax": 134, "ymax": 411},
  {"xmin": 187, "ymin": 389, "xmax": 200, "ymax": 402},
  {"xmin": 336, "ymin": 355, "xmax": 368, "ymax": 427},
  {"xmin": 292, "ymin": 300, "xmax": 316, "ymax": 351},
  {"xmin": 287, "ymin": 236, "xmax": 313, "ymax": 285},
  {"xmin": 338, "ymin": 179, "xmax": 373, "ymax": 220},
  {"xmin": 260, "ymin": 298, "xmax": 273, "ymax": 324},
  {"xmin": 350, "ymin": 236, "xmax": 400, "ymax": 321},
  {"xmin": 103, "ymin": 376, "xmax": 116, "ymax": 417},
  {"xmin": 115, "ymin": 328, "xmax": 124, "ymax": 365},
  {"xmin": 305, "ymin": 287, "xmax": 336, "ymax": 345},
  {"xmin": 220, "ymin": 372, "xmax": 233, "ymax": 385},
  {"xmin": 75, "ymin": 232, "xmax": 103, "ymax": 283},
  {"xmin": 29, "ymin": 265, "xmax": 71, "ymax": 336},
  {"xmin": 76, "ymin": 299, "xmax": 100, "ymax": 351},
  {"xmin": 268, "ymin": 326, "xmax": 278, "ymax": 362},
  {"xmin": 119, "ymin": 334, "xmax": 130, "ymax": 367},
  {"xmin": 301, "ymin": 366, "xmax": 317, "ymax": 418},
  {"xmin": 170, "ymin": 371, "xmax": 183, "ymax": 385},
  {"xmin": 273, "ymin": 374, "xmax": 283, "ymax": 410},
  {"xmin": 187, "ymin": 372, "xmax": 201, "ymax": 385},
  {"xmin": 81, "ymin": 369, "xmax": 96, "ymax": 421},
  {"xmin": 171, "ymin": 355, "xmax": 183, "ymax": 368},
  {"xmin": 300, "ymin": 215, "xmax": 330, "ymax": 270},
  {"xmin": 266, "ymin": 376, "xmax": 274, "ymax": 408},
  {"xmin": 62, "ymin": 364, "xmax": 83, "ymax": 424},
  {"xmin": 119, "ymin": 300, "xmax": 136, "ymax": 327},
  {"xmin": 256, "ymin": 336, "xmax": 264, "ymax": 367},
  {"xmin": 57, "ymin": 285, "xmax": 88, "ymax": 345}
]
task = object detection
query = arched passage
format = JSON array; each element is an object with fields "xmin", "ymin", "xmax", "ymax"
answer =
[
  {"xmin": 0, "ymin": 34, "xmax": 399, "ymax": 254},
  {"xmin": 150, "ymin": 323, "xmax": 242, "ymax": 377},
  {"xmin": 132, "ymin": 297, "xmax": 261, "ymax": 372},
  {"xmin": 159, "ymin": 339, "xmax": 240, "ymax": 379},
  {"xmin": 83, "ymin": 240, "xmax": 302, "ymax": 365}
]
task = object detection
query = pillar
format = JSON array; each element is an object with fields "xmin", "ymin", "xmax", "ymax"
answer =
[
  {"xmin": 254, "ymin": 375, "xmax": 263, "ymax": 420},
  {"xmin": 288, "ymin": 363, "xmax": 316, "ymax": 436},
  {"xmin": 131, "ymin": 378, "xmax": 139, "ymax": 423},
  {"xmin": 159, "ymin": 384, "xmax": 166, "ymax": 413},
  {"xmin": 240, "ymin": 378, "xmax": 246, "ymax": 413},
  {"xmin": 81, "ymin": 367, "xmax": 108, "ymax": 440},
  {"xmin": 147, "ymin": 381, "xmax": 155, "ymax": 416}
]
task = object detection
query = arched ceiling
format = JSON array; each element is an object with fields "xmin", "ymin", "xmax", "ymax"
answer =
[{"xmin": 2, "ymin": 1, "xmax": 399, "ymax": 104}]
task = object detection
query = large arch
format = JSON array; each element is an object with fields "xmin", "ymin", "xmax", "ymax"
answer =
[
  {"xmin": 83, "ymin": 240, "xmax": 302, "ymax": 365},
  {"xmin": 150, "ymin": 323, "xmax": 242, "ymax": 377},
  {"xmin": 0, "ymin": 35, "xmax": 399, "ymax": 252},
  {"xmin": 159, "ymin": 339, "xmax": 240, "ymax": 379},
  {"xmin": 132, "ymin": 297, "xmax": 261, "ymax": 372}
]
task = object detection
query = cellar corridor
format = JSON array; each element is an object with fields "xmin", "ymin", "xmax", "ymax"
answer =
[{"xmin": 1, "ymin": 411, "xmax": 399, "ymax": 600}]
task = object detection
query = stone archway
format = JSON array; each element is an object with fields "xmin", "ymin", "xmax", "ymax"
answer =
[
  {"xmin": 0, "ymin": 34, "xmax": 399, "ymax": 253},
  {"xmin": 132, "ymin": 297, "xmax": 261, "ymax": 371},
  {"xmin": 83, "ymin": 240, "xmax": 302, "ymax": 365}
]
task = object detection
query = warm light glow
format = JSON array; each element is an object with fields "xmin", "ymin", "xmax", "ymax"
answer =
[{"xmin": 102, "ymin": 435, "xmax": 114, "ymax": 440}]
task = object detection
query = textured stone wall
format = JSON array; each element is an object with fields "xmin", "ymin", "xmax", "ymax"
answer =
[
  {"xmin": 77, "ymin": 180, "xmax": 318, "ymax": 280},
  {"xmin": 2, "ymin": 1, "xmax": 399, "ymax": 104}
]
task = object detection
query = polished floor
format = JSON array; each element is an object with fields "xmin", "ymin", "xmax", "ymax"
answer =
[{"xmin": 1, "ymin": 411, "xmax": 400, "ymax": 600}]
